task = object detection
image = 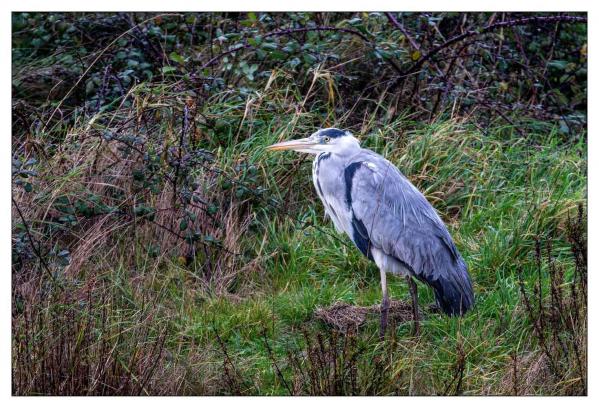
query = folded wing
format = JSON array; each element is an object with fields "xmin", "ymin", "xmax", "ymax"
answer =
[{"xmin": 345, "ymin": 152, "xmax": 474, "ymax": 315}]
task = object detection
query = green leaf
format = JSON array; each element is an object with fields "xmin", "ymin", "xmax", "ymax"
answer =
[
  {"xmin": 85, "ymin": 80, "xmax": 95, "ymax": 94},
  {"xmin": 548, "ymin": 60, "xmax": 568, "ymax": 70},
  {"xmin": 132, "ymin": 169, "xmax": 145, "ymax": 181},
  {"xmin": 261, "ymin": 42, "xmax": 278, "ymax": 51},
  {"xmin": 161, "ymin": 66, "xmax": 177, "ymax": 74},
  {"xmin": 303, "ymin": 54, "xmax": 316, "ymax": 65},
  {"xmin": 249, "ymin": 35, "xmax": 262, "ymax": 47},
  {"xmin": 179, "ymin": 219, "xmax": 188, "ymax": 231},
  {"xmin": 169, "ymin": 52, "xmax": 186, "ymax": 65},
  {"xmin": 269, "ymin": 50, "xmax": 286, "ymax": 61}
]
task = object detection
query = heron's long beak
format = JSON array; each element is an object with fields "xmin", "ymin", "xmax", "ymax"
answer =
[{"xmin": 266, "ymin": 137, "xmax": 317, "ymax": 152}]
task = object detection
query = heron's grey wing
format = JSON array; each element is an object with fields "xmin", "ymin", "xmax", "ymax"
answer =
[{"xmin": 345, "ymin": 153, "xmax": 474, "ymax": 315}]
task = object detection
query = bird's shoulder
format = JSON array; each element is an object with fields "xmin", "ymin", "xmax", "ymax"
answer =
[
  {"xmin": 343, "ymin": 150, "xmax": 428, "ymax": 211},
  {"xmin": 345, "ymin": 150, "xmax": 458, "ymax": 258},
  {"xmin": 344, "ymin": 149, "xmax": 389, "ymax": 170}
]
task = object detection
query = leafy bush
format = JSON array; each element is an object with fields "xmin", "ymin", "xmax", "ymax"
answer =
[
  {"xmin": 12, "ymin": 12, "xmax": 587, "ymax": 396},
  {"xmin": 13, "ymin": 12, "xmax": 586, "ymax": 142}
]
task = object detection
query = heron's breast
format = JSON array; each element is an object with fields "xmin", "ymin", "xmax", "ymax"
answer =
[{"xmin": 312, "ymin": 153, "xmax": 352, "ymax": 234}]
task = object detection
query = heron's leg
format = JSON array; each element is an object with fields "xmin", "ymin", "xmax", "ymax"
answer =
[
  {"xmin": 379, "ymin": 269, "xmax": 390, "ymax": 340},
  {"xmin": 406, "ymin": 276, "xmax": 420, "ymax": 335}
]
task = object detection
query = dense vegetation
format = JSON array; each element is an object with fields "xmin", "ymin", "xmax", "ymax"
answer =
[{"xmin": 12, "ymin": 12, "xmax": 587, "ymax": 395}]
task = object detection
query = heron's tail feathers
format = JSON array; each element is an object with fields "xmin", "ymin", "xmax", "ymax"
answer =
[{"xmin": 427, "ymin": 264, "xmax": 474, "ymax": 316}]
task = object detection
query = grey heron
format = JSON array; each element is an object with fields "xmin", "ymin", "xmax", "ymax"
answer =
[{"xmin": 267, "ymin": 128, "xmax": 474, "ymax": 337}]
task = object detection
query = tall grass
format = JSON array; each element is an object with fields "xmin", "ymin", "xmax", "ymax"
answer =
[{"xmin": 12, "ymin": 72, "xmax": 586, "ymax": 395}]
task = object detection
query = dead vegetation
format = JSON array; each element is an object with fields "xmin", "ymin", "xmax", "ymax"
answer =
[
  {"xmin": 12, "ymin": 87, "xmax": 265, "ymax": 395},
  {"xmin": 12, "ymin": 279, "xmax": 204, "ymax": 395},
  {"xmin": 512, "ymin": 205, "xmax": 587, "ymax": 395},
  {"xmin": 314, "ymin": 300, "xmax": 415, "ymax": 332},
  {"xmin": 12, "ymin": 12, "xmax": 587, "ymax": 396}
]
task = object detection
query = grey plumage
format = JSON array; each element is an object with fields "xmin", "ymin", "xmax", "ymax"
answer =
[
  {"xmin": 267, "ymin": 128, "xmax": 474, "ymax": 335},
  {"xmin": 314, "ymin": 146, "xmax": 473, "ymax": 315}
]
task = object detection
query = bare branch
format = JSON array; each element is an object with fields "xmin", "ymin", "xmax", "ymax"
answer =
[
  {"xmin": 384, "ymin": 12, "xmax": 420, "ymax": 50},
  {"xmin": 403, "ymin": 15, "xmax": 587, "ymax": 77},
  {"xmin": 12, "ymin": 197, "xmax": 61, "ymax": 288}
]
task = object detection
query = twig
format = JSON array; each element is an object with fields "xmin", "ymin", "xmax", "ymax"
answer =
[
  {"xmin": 261, "ymin": 329, "xmax": 293, "ymax": 395},
  {"xmin": 136, "ymin": 327, "xmax": 168, "ymax": 395},
  {"xmin": 172, "ymin": 104, "xmax": 189, "ymax": 207},
  {"xmin": 402, "ymin": 15, "xmax": 587, "ymax": 77},
  {"xmin": 12, "ymin": 197, "xmax": 61, "ymax": 287},
  {"xmin": 212, "ymin": 323, "xmax": 243, "ymax": 394},
  {"xmin": 202, "ymin": 26, "xmax": 368, "ymax": 69},
  {"xmin": 42, "ymin": 13, "xmax": 182, "ymax": 131},
  {"xmin": 476, "ymin": 99, "xmax": 526, "ymax": 137},
  {"xmin": 201, "ymin": 25, "xmax": 403, "ymax": 74},
  {"xmin": 384, "ymin": 12, "xmax": 420, "ymax": 50}
]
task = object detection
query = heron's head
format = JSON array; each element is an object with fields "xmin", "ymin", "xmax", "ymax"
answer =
[{"xmin": 266, "ymin": 128, "xmax": 360, "ymax": 155}]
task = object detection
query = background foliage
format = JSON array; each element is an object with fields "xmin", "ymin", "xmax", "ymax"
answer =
[{"xmin": 12, "ymin": 12, "xmax": 586, "ymax": 395}]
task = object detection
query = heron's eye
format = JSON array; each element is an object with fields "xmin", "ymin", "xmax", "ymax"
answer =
[{"xmin": 323, "ymin": 137, "xmax": 331, "ymax": 143}]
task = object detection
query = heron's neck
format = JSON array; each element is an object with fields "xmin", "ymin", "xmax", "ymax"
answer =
[{"xmin": 328, "ymin": 144, "xmax": 362, "ymax": 159}]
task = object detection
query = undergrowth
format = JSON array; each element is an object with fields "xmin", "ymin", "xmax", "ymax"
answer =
[
  {"xmin": 12, "ymin": 84, "xmax": 586, "ymax": 394},
  {"xmin": 12, "ymin": 12, "xmax": 586, "ymax": 396}
]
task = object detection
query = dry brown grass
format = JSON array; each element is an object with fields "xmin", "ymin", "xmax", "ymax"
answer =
[
  {"xmin": 12, "ymin": 88, "xmax": 264, "ymax": 395},
  {"xmin": 314, "ymin": 300, "xmax": 415, "ymax": 332}
]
